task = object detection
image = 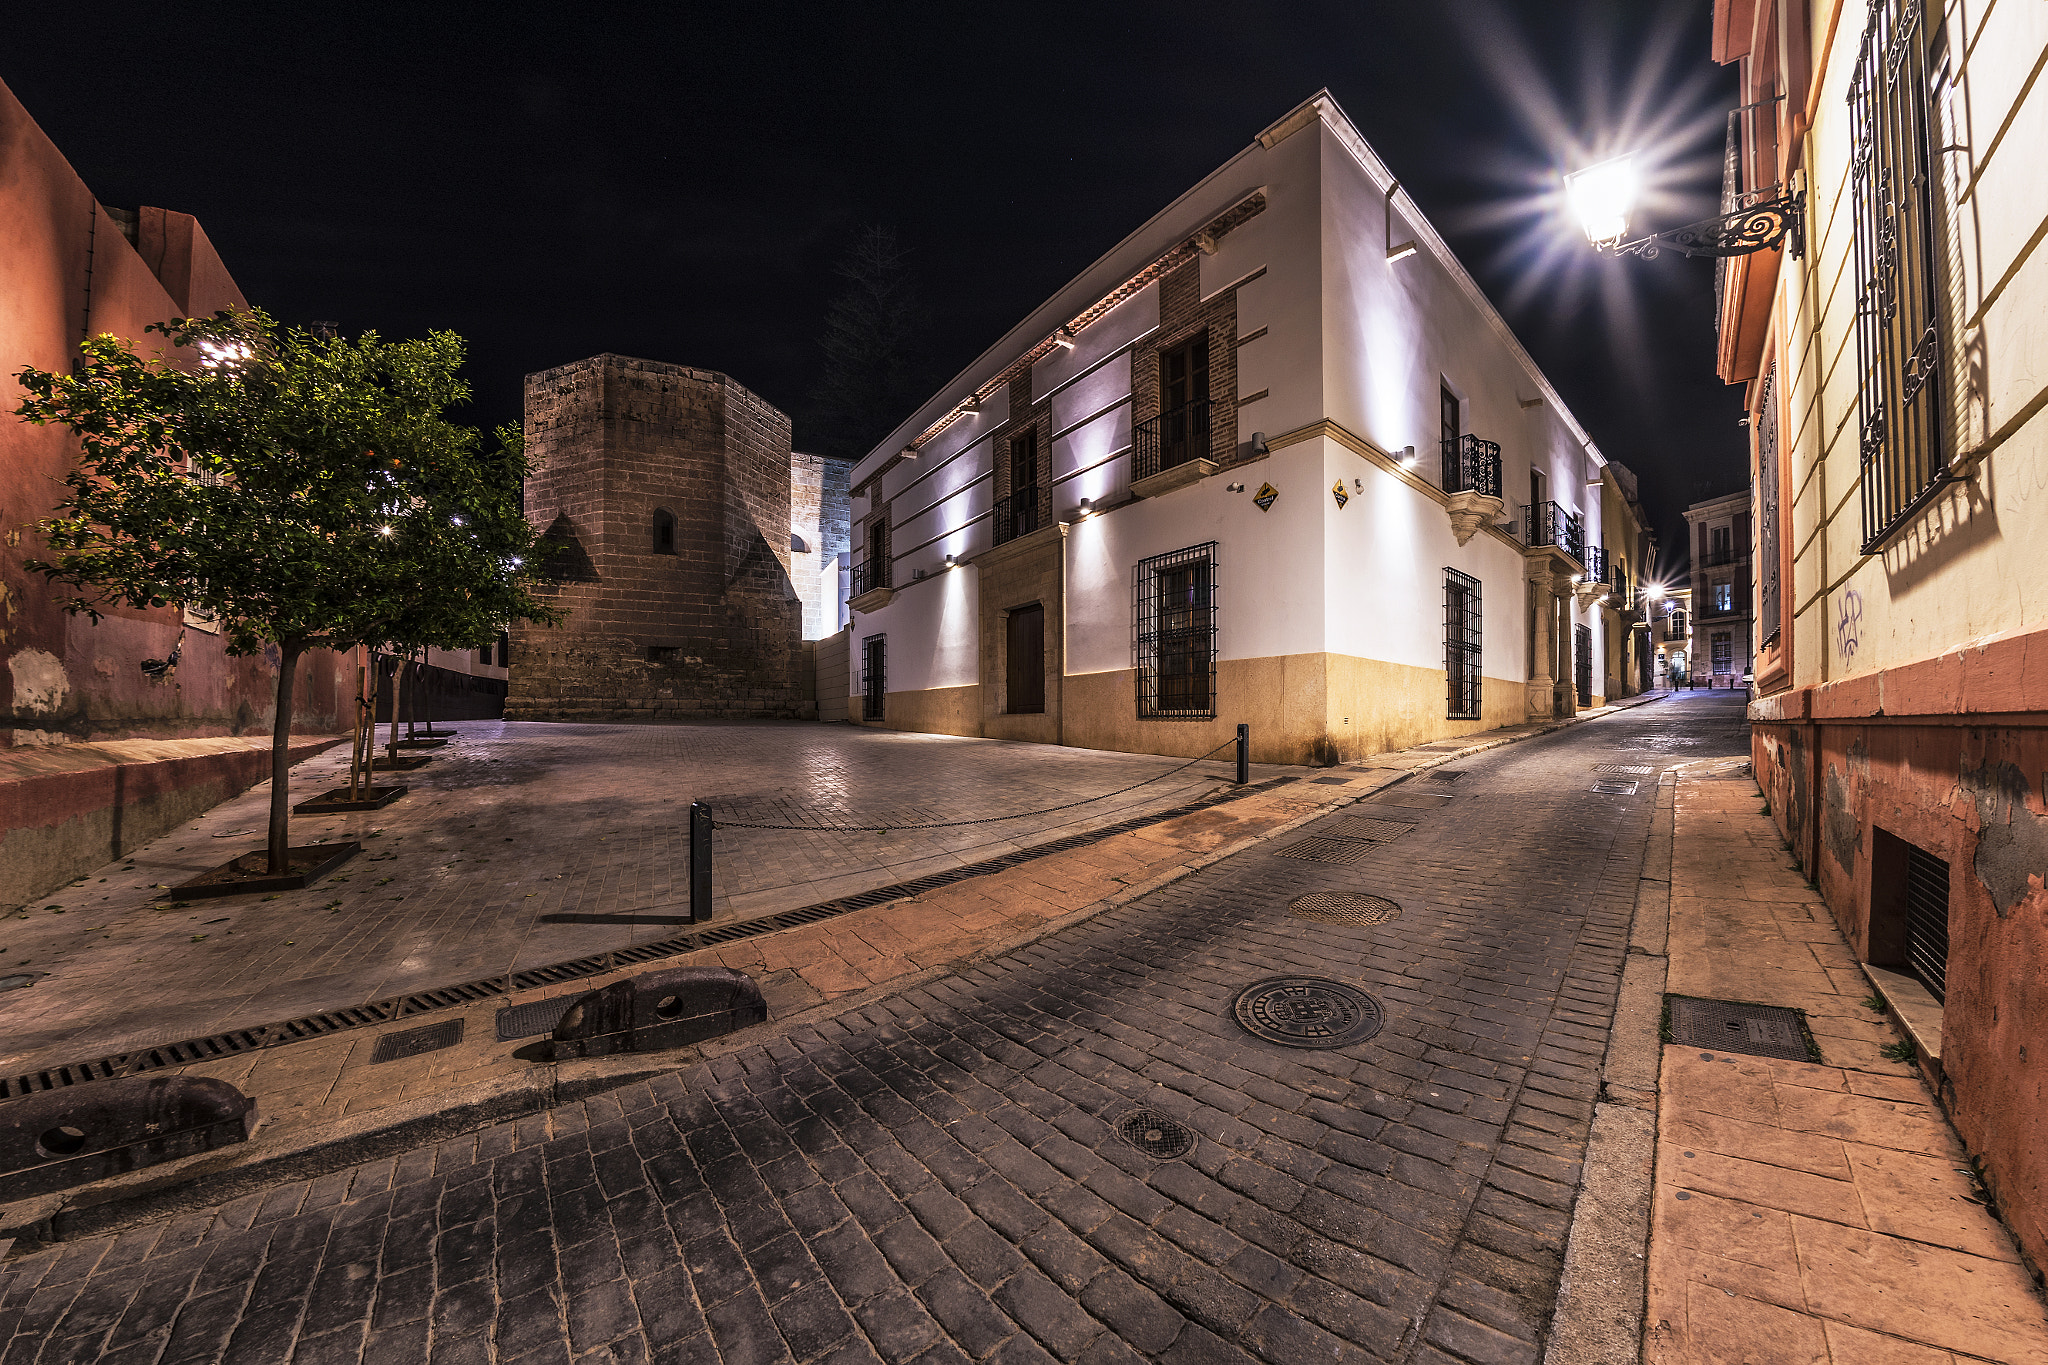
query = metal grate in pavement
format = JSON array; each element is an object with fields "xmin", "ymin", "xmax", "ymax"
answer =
[
  {"xmin": 1233, "ymin": 977, "xmax": 1384, "ymax": 1049},
  {"xmin": 1328, "ymin": 817, "xmax": 1414, "ymax": 843},
  {"xmin": 1271, "ymin": 836, "xmax": 1382, "ymax": 866},
  {"xmin": 1427, "ymin": 770, "xmax": 1466, "ymax": 782},
  {"xmin": 1594, "ymin": 764, "xmax": 1653, "ymax": 775},
  {"xmin": 1591, "ymin": 780, "xmax": 1641, "ymax": 795},
  {"xmin": 370, "ymin": 1019, "xmax": 464, "ymax": 1064},
  {"xmin": 1367, "ymin": 790, "xmax": 1454, "ymax": 809},
  {"xmin": 1115, "ymin": 1108, "xmax": 1196, "ymax": 1160},
  {"xmin": 1667, "ymin": 995, "xmax": 1818, "ymax": 1062},
  {"xmin": 1289, "ymin": 893, "xmax": 1402, "ymax": 926},
  {"xmin": 495, "ymin": 996, "xmax": 582, "ymax": 1042},
  {"xmin": 0, "ymin": 774, "xmax": 1300, "ymax": 1101}
]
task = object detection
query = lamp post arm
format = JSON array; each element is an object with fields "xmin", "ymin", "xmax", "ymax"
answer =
[{"xmin": 1602, "ymin": 187, "xmax": 1806, "ymax": 262}]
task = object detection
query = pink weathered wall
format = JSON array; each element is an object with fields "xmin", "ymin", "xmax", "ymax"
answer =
[{"xmin": 0, "ymin": 76, "xmax": 353, "ymax": 747}]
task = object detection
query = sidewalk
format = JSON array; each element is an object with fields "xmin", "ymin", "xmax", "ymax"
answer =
[
  {"xmin": 0, "ymin": 694, "xmax": 1663, "ymax": 1246},
  {"xmin": 1646, "ymin": 758, "xmax": 2048, "ymax": 1362}
]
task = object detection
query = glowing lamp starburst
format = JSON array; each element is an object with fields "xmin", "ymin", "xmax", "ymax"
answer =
[{"xmin": 1564, "ymin": 155, "xmax": 1640, "ymax": 247}]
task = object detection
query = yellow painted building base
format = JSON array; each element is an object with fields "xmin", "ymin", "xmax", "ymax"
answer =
[{"xmin": 858, "ymin": 652, "xmax": 1526, "ymax": 765}]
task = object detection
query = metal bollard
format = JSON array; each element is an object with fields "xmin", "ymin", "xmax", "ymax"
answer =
[
  {"xmin": 690, "ymin": 800, "xmax": 713, "ymax": 923},
  {"xmin": 1236, "ymin": 723, "xmax": 1250, "ymax": 785}
]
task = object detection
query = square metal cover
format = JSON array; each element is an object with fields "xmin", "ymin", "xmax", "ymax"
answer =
[
  {"xmin": 496, "ymin": 995, "xmax": 581, "ymax": 1042},
  {"xmin": 1271, "ymin": 836, "xmax": 1381, "ymax": 866},
  {"xmin": 370, "ymin": 1018, "xmax": 464, "ymax": 1064},
  {"xmin": 1595, "ymin": 764, "xmax": 1653, "ymax": 775},
  {"xmin": 1591, "ymin": 780, "xmax": 1640, "ymax": 795},
  {"xmin": 1329, "ymin": 817, "xmax": 1414, "ymax": 843},
  {"xmin": 1667, "ymin": 996, "xmax": 1818, "ymax": 1062}
]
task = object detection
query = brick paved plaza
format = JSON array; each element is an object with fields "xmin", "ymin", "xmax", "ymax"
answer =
[
  {"xmin": 0, "ymin": 723, "xmax": 1278, "ymax": 1076},
  {"xmin": 0, "ymin": 696, "xmax": 1761, "ymax": 1363}
]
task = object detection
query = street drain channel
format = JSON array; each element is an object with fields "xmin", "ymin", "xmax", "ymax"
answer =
[
  {"xmin": 1233, "ymin": 977, "xmax": 1384, "ymax": 1049},
  {"xmin": 1271, "ymin": 836, "xmax": 1383, "ymax": 866},
  {"xmin": 1595, "ymin": 764, "xmax": 1654, "ymax": 775},
  {"xmin": 1667, "ymin": 995, "xmax": 1819, "ymax": 1062},
  {"xmin": 1591, "ymin": 780, "xmax": 1641, "ymax": 795},
  {"xmin": 1115, "ymin": 1108, "xmax": 1196, "ymax": 1160},
  {"xmin": 1289, "ymin": 893, "xmax": 1402, "ymax": 926},
  {"xmin": 1328, "ymin": 817, "xmax": 1415, "ymax": 843},
  {"xmin": 0, "ymin": 776, "xmax": 1298, "ymax": 1102}
]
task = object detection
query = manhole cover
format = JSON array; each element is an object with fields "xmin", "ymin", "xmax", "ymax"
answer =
[
  {"xmin": 1367, "ymin": 790, "xmax": 1454, "ymax": 809},
  {"xmin": 1272, "ymin": 836, "xmax": 1381, "ymax": 866},
  {"xmin": 0, "ymin": 974, "xmax": 36, "ymax": 992},
  {"xmin": 1289, "ymin": 893, "xmax": 1402, "ymax": 925},
  {"xmin": 370, "ymin": 1018, "xmax": 464, "ymax": 1064},
  {"xmin": 1309, "ymin": 776, "xmax": 1351, "ymax": 785},
  {"xmin": 1595, "ymin": 764, "xmax": 1653, "ymax": 775},
  {"xmin": 1667, "ymin": 996, "xmax": 1817, "ymax": 1062},
  {"xmin": 1591, "ymin": 780, "xmax": 1640, "ymax": 795},
  {"xmin": 1116, "ymin": 1108, "xmax": 1196, "ymax": 1160},
  {"xmin": 1233, "ymin": 977, "xmax": 1384, "ymax": 1049},
  {"xmin": 1427, "ymin": 770, "xmax": 1465, "ymax": 782},
  {"xmin": 496, "ymin": 995, "xmax": 580, "ymax": 1041},
  {"xmin": 1329, "ymin": 817, "xmax": 1413, "ymax": 843}
]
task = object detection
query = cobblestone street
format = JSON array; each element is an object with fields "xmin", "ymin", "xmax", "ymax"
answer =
[{"xmin": 0, "ymin": 695, "xmax": 1753, "ymax": 1364}]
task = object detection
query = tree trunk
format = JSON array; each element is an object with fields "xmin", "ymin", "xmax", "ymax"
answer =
[
  {"xmin": 268, "ymin": 640, "xmax": 302, "ymax": 875},
  {"xmin": 405, "ymin": 649, "xmax": 418, "ymax": 740},
  {"xmin": 386, "ymin": 651, "xmax": 401, "ymax": 768}
]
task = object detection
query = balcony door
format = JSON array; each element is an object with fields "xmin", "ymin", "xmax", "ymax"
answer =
[{"xmin": 1157, "ymin": 333, "xmax": 1210, "ymax": 469}]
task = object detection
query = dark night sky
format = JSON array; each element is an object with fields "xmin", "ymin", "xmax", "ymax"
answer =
[{"xmin": 7, "ymin": 1, "xmax": 1750, "ymax": 577}]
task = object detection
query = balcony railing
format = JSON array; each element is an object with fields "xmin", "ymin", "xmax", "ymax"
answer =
[
  {"xmin": 1441, "ymin": 435, "xmax": 1502, "ymax": 498},
  {"xmin": 1134, "ymin": 399, "xmax": 1213, "ymax": 482},
  {"xmin": 994, "ymin": 487, "xmax": 1042, "ymax": 546},
  {"xmin": 1524, "ymin": 500, "xmax": 1584, "ymax": 564},
  {"xmin": 1580, "ymin": 545, "xmax": 1606, "ymax": 583},
  {"xmin": 1699, "ymin": 548, "xmax": 1745, "ymax": 568},
  {"xmin": 849, "ymin": 558, "xmax": 889, "ymax": 597}
]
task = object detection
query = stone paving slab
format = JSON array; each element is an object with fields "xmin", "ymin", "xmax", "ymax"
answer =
[
  {"xmin": 0, "ymin": 722, "xmax": 1298, "ymax": 1074},
  {"xmin": 0, "ymin": 693, "xmax": 1678, "ymax": 1364},
  {"xmin": 1645, "ymin": 760, "xmax": 2048, "ymax": 1365}
]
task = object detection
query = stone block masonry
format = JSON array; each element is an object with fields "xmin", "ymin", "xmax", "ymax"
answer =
[{"xmin": 509, "ymin": 355, "xmax": 810, "ymax": 721}]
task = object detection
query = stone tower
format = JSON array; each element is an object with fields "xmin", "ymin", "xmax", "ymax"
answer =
[{"xmin": 507, "ymin": 355, "xmax": 808, "ymax": 721}]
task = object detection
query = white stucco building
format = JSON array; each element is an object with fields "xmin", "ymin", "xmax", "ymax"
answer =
[{"xmin": 837, "ymin": 91, "xmax": 1627, "ymax": 764}]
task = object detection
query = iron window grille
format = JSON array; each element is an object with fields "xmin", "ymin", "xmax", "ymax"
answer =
[
  {"xmin": 1445, "ymin": 568, "xmax": 1482, "ymax": 720},
  {"xmin": 1134, "ymin": 542, "xmax": 1218, "ymax": 720},
  {"xmin": 1440, "ymin": 435, "xmax": 1501, "ymax": 498},
  {"xmin": 1850, "ymin": 0, "xmax": 1952, "ymax": 552},
  {"xmin": 860, "ymin": 634, "xmax": 886, "ymax": 720},
  {"xmin": 1757, "ymin": 363, "xmax": 1781, "ymax": 650},
  {"xmin": 1904, "ymin": 842, "xmax": 1950, "ymax": 1001},
  {"xmin": 1574, "ymin": 623, "xmax": 1593, "ymax": 707}
]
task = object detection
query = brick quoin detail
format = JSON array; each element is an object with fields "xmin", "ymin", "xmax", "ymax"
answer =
[{"xmin": 509, "ymin": 355, "xmax": 808, "ymax": 721}]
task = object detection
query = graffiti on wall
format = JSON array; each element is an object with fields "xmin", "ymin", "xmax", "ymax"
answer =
[{"xmin": 1836, "ymin": 589, "xmax": 1863, "ymax": 661}]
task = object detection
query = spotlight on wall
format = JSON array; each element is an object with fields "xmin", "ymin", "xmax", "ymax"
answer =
[
  {"xmin": 1250, "ymin": 431, "xmax": 1269, "ymax": 457},
  {"xmin": 1079, "ymin": 497, "xmax": 1094, "ymax": 519},
  {"xmin": 1385, "ymin": 181, "xmax": 1418, "ymax": 263},
  {"xmin": 1054, "ymin": 327, "xmax": 1076, "ymax": 350},
  {"xmin": 1394, "ymin": 445, "xmax": 1417, "ymax": 468},
  {"xmin": 944, "ymin": 553, "xmax": 956, "ymax": 570},
  {"xmin": 1227, "ymin": 482, "xmax": 1245, "ymax": 493},
  {"xmin": 1353, "ymin": 479, "xmax": 1363, "ymax": 492},
  {"xmin": 900, "ymin": 444, "xmax": 918, "ymax": 461},
  {"xmin": 961, "ymin": 394, "xmax": 979, "ymax": 412}
]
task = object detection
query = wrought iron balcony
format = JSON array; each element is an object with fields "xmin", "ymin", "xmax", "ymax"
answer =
[
  {"xmin": 1441, "ymin": 435, "xmax": 1502, "ymax": 499},
  {"xmin": 849, "ymin": 558, "xmax": 890, "ymax": 598},
  {"xmin": 1134, "ymin": 399, "xmax": 1213, "ymax": 482},
  {"xmin": 1524, "ymin": 500, "xmax": 1584, "ymax": 564},
  {"xmin": 993, "ymin": 487, "xmax": 1042, "ymax": 546},
  {"xmin": 1580, "ymin": 544, "xmax": 1606, "ymax": 583}
]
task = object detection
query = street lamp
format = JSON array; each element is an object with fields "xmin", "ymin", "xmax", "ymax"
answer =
[{"xmin": 1565, "ymin": 154, "xmax": 1804, "ymax": 261}]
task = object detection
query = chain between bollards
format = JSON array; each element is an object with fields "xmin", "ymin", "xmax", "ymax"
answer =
[
  {"xmin": 1236, "ymin": 723, "xmax": 1250, "ymax": 785},
  {"xmin": 689, "ymin": 799, "xmax": 713, "ymax": 923}
]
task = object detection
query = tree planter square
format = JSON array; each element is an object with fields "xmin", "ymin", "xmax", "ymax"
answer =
[
  {"xmin": 370, "ymin": 754, "xmax": 434, "ymax": 771},
  {"xmin": 166, "ymin": 842, "xmax": 360, "ymax": 899},
  {"xmin": 294, "ymin": 787, "xmax": 408, "ymax": 814}
]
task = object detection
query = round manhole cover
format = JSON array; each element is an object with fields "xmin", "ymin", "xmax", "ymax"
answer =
[
  {"xmin": 1233, "ymin": 977, "xmax": 1384, "ymax": 1049},
  {"xmin": 1116, "ymin": 1108, "xmax": 1196, "ymax": 1160},
  {"xmin": 1289, "ymin": 893, "xmax": 1402, "ymax": 926}
]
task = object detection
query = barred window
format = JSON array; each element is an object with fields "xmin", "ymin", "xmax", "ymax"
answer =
[
  {"xmin": 1134, "ymin": 543, "xmax": 1217, "ymax": 720},
  {"xmin": 861, "ymin": 634, "xmax": 886, "ymax": 721},
  {"xmin": 1445, "ymin": 568, "xmax": 1481, "ymax": 720},
  {"xmin": 1850, "ymin": 0, "xmax": 1952, "ymax": 551},
  {"xmin": 1756, "ymin": 363, "xmax": 1781, "ymax": 650}
]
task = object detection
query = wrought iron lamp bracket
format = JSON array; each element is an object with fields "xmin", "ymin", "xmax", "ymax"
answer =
[{"xmin": 1601, "ymin": 187, "xmax": 1806, "ymax": 262}]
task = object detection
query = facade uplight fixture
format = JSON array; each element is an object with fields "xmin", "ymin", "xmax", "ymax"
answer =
[
  {"xmin": 944, "ymin": 553, "xmax": 956, "ymax": 570},
  {"xmin": 1079, "ymin": 497, "xmax": 1094, "ymax": 519},
  {"xmin": 1384, "ymin": 181, "xmax": 1417, "ymax": 263},
  {"xmin": 1567, "ymin": 152, "xmax": 1804, "ymax": 260},
  {"xmin": 1054, "ymin": 327, "xmax": 1076, "ymax": 350}
]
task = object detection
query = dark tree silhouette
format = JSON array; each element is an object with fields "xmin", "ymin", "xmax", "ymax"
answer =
[{"xmin": 805, "ymin": 226, "xmax": 928, "ymax": 461}]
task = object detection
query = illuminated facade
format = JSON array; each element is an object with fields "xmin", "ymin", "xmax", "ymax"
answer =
[
  {"xmin": 838, "ymin": 92, "xmax": 1620, "ymax": 765},
  {"xmin": 1683, "ymin": 489, "xmax": 1755, "ymax": 687},
  {"xmin": 1718, "ymin": 0, "xmax": 2048, "ymax": 1270}
]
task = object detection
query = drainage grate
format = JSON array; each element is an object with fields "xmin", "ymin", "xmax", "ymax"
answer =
[
  {"xmin": 1427, "ymin": 770, "xmax": 1466, "ymax": 782},
  {"xmin": 1271, "ymin": 836, "xmax": 1382, "ymax": 866},
  {"xmin": 0, "ymin": 777, "xmax": 1296, "ymax": 1101},
  {"xmin": 1328, "ymin": 817, "xmax": 1413, "ymax": 843},
  {"xmin": 496, "ymin": 995, "xmax": 582, "ymax": 1042},
  {"xmin": 1367, "ymin": 790, "xmax": 1453, "ymax": 809},
  {"xmin": 1309, "ymin": 776, "xmax": 1351, "ymax": 786},
  {"xmin": 370, "ymin": 1019, "xmax": 464, "ymax": 1064},
  {"xmin": 1115, "ymin": 1108, "xmax": 1196, "ymax": 1160},
  {"xmin": 1667, "ymin": 996, "xmax": 1818, "ymax": 1062},
  {"xmin": 1289, "ymin": 893, "xmax": 1402, "ymax": 926},
  {"xmin": 1233, "ymin": 977, "xmax": 1384, "ymax": 1049},
  {"xmin": 1595, "ymin": 764, "xmax": 1653, "ymax": 775},
  {"xmin": 1591, "ymin": 780, "xmax": 1640, "ymax": 795}
]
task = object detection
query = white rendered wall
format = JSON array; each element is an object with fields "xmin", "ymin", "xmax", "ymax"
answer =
[{"xmin": 848, "ymin": 567, "xmax": 980, "ymax": 699}]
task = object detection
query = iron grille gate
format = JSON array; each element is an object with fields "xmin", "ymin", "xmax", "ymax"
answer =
[
  {"xmin": 1850, "ymin": 0, "xmax": 1951, "ymax": 551},
  {"xmin": 1904, "ymin": 843, "xmax": 1950, "ymax": 1001},
  {"xmin": 1757, "ymin": 362, "xmax": 1781, "ymax": 651},
  {"xmin": 1574, "ymin": 624, "xmax": 1593, "ymax": 707},
  {"xmin": 861, "ymin": 634, "xmax": 886, "ymax": 720},
  {"xmin": 1134, "ymin": 542, "xmax": 1217, "ymax": 719},
  {"xmin": 1445, "ymin": 568, "xmax": 1481, "ymax": 720}
]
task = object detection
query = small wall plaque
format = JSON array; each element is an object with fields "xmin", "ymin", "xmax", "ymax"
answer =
[
  {"xmin": 1331, "ymin": 480, "xmax": 1349, "ymax": 509},
  {"xmin": 1253, "ymin": 482, "xmax": 1279, "ymax": 512}
]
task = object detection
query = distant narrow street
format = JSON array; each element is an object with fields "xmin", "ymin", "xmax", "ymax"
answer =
[{"xmin": 0, "ymin": 695, "xmax": 1754, "ymax": 1364}]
